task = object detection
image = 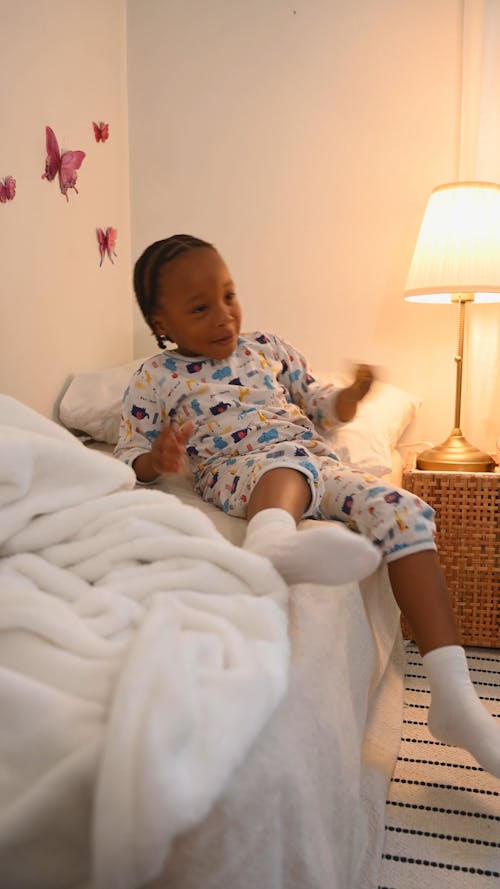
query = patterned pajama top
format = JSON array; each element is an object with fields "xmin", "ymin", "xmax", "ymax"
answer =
[{"xmin": 115, "ymin": 332, "xmax": 436, "ymax": 561}]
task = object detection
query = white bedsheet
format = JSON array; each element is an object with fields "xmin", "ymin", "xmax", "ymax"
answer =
[
  {"xmin": 0, "ymin": 396, "xmax": 290, "ymax": 889},
  {"xmin": 140, "ymin": 472, "xmax": 405, "ymax": 889}
]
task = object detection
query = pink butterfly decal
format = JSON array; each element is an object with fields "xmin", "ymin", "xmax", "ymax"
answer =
[
  {"xmin": 0, "ymin": 176, "xmax": 16, "ymax": 203},
  {"xmin": 97, "ymin": 227, "xmax": 118, "ymax": 266},
  {"xmin": 93, "ymin": 121, "xmax": 109, "ymax": 143},
  {"xmin": 41, "ymin": 126, "xmax": 86, "ymax": 200}
]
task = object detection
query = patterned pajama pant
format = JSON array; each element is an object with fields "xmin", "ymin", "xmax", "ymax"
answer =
[{"xmin": 197, "ymin": 440, "xmax": 436, "ymax": 564}]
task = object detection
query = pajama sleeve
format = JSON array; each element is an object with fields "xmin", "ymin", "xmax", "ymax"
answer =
[
  {"xmin": 114, "ymin": 364, "xmax": 165, "ymax": 468},
  {"xmin": 272, "ymin": 335, "xmax": 345, "ymax": 433}
]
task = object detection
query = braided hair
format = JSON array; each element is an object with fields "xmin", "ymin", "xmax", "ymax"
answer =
[{"xmin": 133, "ymin": 234, "xmax": 214, "ymax": 349}]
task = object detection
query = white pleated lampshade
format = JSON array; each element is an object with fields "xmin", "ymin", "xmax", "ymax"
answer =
[{"xmin": 404, "ymin": 181, "xmax": 500, "ymax": 304}]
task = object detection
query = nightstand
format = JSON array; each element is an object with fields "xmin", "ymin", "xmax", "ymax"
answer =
[{"xmin": 401, "ymin": 469, "xmax": 500, "ymax": 647}]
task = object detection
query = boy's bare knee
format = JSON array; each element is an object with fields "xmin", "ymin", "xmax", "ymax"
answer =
[{"xmin": 248, "ymin": 468, "xmax": 311, "ymax": 522}]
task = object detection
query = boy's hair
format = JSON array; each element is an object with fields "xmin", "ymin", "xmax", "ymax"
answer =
[{"xmin": 133, "ymin": 234, "xmax": 214, "ymax": 349}]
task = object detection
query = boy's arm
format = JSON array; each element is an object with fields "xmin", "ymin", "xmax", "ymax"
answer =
[
  {"xmin": 114, "ymin": 366, "xmax": 164, "ymax": 472},
  {"xmin": 274, "ymin": 336, "xmax": 374, "ymax": 428}
]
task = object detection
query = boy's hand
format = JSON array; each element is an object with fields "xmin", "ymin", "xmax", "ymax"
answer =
[
  {"xmin": 335, "ymin": 364, "xmax": 375, "ymax": 422},
  {"xmin": 133, "ymin": 422, "xmax": 194, "ymax": 483},
  {"xmin": 150, "ymin": 422, "xmax": 195, "ymax": 475},
  {"xmin": 346, "ymin": 364, "xmax": 375, "ymax": 403}
]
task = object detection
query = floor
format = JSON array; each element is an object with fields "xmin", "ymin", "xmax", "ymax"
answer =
[{"xmin": 378, "ymin": 642, "xmax": 500, "ymax": 889}]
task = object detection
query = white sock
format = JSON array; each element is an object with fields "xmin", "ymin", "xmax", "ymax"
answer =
[
  {"xmin": 243, "ymin": 508, "xmax": 381, "ymax": 586},
  {"xmin": 423, "ymin": 645, "xmax": 500, "ymax": 778}
]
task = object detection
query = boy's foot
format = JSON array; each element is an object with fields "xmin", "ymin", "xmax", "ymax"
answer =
[
  {"xmin": 424, "ymin": 645, "xmax": 500, "ymax": 778},
  {"xmin": 243, "ymin": 508, "xmax": 381, "ymax": 586}
]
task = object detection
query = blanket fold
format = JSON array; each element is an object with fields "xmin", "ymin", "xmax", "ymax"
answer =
[{"xmin": 0, "ymin": 396, "xmax": 289, "ymax": 889}]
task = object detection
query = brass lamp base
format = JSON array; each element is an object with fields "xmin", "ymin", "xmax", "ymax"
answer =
[{"xmin": 416, "ymin": 428, "xmax": 496, "ymax": 472}]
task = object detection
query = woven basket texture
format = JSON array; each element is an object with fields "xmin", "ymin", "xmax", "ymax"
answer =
[{"xmin": 401, "ymin": 470, "xmax": 499, "ymax": 648}]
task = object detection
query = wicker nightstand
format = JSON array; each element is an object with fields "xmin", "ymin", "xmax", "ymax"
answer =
[{"xmin": 401, "ymin": 469, "xmax": 500, "ymax": 648}]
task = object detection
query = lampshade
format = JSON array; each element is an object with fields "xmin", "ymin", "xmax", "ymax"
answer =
[{"xmin": 404, "ymin": 181, "xmax": 500, "ymax": 304}]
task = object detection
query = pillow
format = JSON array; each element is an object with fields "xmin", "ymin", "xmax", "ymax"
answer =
[
  {"xmin": 59, "ymin": 361, "xmax": 422, "ymax": 475},
  {"xmin": 59, "ymin": 359, "xmax": 144, "ymax": 444},
  {"xmin": 316, "ymin": 370, "xmax": 422, "ymax": 476}
]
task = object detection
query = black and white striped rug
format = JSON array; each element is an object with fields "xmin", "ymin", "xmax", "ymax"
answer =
[{"xmin": 378, "ymin": 642, "xmax": 500, "ymax": 888}]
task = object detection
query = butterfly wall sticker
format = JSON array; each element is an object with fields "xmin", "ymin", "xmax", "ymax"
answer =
[
  {"xmin": 41, "ymin": 126, "xmax": 86, "ymax": 201},
  {"xmin": 97, "ymin": 227, "xmax": 118, "ymax": 266},
  {"xmin": 93, "ymin": 121, "xmax": 109, "ymax": 143},
  {"xmin": 0, "ymin": 176, "xmax": 16, "ymax": 203}
]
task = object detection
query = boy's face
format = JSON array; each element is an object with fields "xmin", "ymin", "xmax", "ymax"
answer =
[{"xmin": 151, "ymin": 247, "xmax": 242, "ymax": 359}]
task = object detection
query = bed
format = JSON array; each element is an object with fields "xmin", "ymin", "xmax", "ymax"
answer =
[{"xmin": 0, "ymin": 362, "xmax": 422, "ymax": 889}]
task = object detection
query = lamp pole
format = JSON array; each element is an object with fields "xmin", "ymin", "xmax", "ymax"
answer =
[
  {"xmin": 452, "ymin": 293, "xmax": 472, "ymax": 431},
  {"xmin": 416, "ymin": 292, "xmax": 495, "ymax": 471}
]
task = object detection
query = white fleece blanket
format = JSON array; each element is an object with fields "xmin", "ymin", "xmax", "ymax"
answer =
[{"xmin": 0, "ymin": 396, "xmax": 289, "ymax": 889}]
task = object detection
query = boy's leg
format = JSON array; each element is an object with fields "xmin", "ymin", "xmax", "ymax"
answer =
[
  {"xmin": 243, "ymin": 467, "xmax": 381, "ymax": 585},
  {"xmin": 388, "ymin": 550, "xmax": 500, "ymax": 778},
  {"xmin": 387, "ymin": 550, "xmax": 459, "ymax": 655},
  {"xmin": 316, "ymin": 466, "xmax": 500, "ymax": 778}
]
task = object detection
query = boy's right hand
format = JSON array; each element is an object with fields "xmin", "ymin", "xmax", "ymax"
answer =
[{"xmin": 150, "ymin": 422, "xmax": 195, "ymax": 475}]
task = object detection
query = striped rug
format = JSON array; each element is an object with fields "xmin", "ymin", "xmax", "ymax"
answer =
[{"xmin": 378, "ymin": 642, "xmax": 500, "ymax": 889}]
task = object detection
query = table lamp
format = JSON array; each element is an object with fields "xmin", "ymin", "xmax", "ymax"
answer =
[{"xmin": 404, "ymin": 181, "xmax": 500, "ymax": 472}]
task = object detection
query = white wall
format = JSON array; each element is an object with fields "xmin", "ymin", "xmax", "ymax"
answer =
[
  {"xmin": 2, "ymin": 1, "xmax": 498, "ymax": 454},
  {"xmin": 127, "ymin": 0, "xmax": 500, "ymax": 455},
  {"xmin": 0, "ymin": 0, "xmax": 133, "ymax": 420}
]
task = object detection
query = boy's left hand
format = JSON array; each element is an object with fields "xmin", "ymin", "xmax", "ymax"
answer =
[
  {"xmin": 347, "ymin": 364, "xmax": 375, "ymax": 402},
  {"xmin": 335, "ymin": 364, "xmax": 375, "ymax": 422}
]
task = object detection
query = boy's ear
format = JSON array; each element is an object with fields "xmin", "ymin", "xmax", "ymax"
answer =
[
  {"xmin": 151, "ymin": 315, "xmax": 172, "ymax": 343},
  {"xmin": 150, "ymin": 312, "xmax": 166, "ymax": 337}
]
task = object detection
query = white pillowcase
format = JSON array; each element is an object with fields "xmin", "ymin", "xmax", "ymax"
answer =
[{"xmin": 59, "ymin": 360, "xmax": 421, "ymax": 476}]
